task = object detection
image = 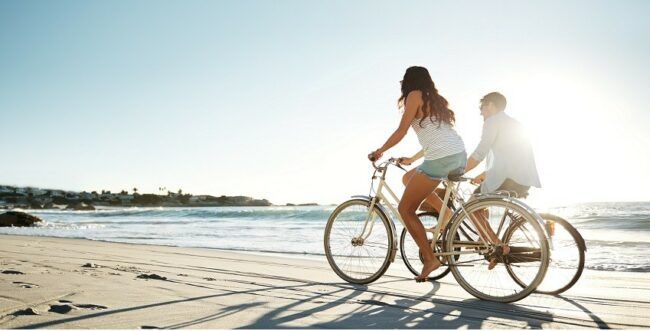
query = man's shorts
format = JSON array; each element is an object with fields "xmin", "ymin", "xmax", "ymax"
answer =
[{"xmin": 474, "ymin": 178, "xmax": 530, "ymax": 199}]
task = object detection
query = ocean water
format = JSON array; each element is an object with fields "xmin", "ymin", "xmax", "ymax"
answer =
[{"xmin": 1, "ymin": 202, "xmax": 649, "ymax": 273}]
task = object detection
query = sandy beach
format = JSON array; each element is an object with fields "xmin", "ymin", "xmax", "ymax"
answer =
[{"xmin": 0, "ymin": 234, "xmax": 649, "ymax": 329}]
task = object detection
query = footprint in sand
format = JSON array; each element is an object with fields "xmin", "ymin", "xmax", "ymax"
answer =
[
  {"xmin": 12, "ymin": 281, "xmax": 39, "ymax": 288},
  {"xmin": 136, "ymin": 273, "xmax": 167, "ymax": 281},
  {"xmin": 48, "ymin": 302, "xmax": 108, "ymax": 314},
  {"xmin": 11, "ymin": 307, "xmax": 39, "ymax": 316},
  {"xmin": 74, "ymin": 304, "xmax": 108, "ymax": 310},
  {"xmin": 48, "ymin": 304, "xmax": 77, "ymax": 314}
]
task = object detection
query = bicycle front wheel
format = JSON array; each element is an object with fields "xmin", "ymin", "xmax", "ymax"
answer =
[
  {"xmin": 445, "ymin": 198, "xmax": 549, "ymax": 303},
  {"xmin": 324, "ymin": 199, "xmax": 394, "ymax": 284}
]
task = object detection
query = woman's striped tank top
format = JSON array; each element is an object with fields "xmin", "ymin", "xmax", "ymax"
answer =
[{"xmin": 411, "ymin": 116, "xmax": 465, "ymax": 160}]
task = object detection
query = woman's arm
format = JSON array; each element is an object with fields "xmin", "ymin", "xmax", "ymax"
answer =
[
  {"xmin": 410, "ymin": 149, "xmax": 424, "ymax": 161},
  {"xmin": 373, "ymin": 91, "xmax": 421, "ymax": 156},
  {"xmin": 398, "ymin": 149, "xmax": 424, "ymax": 166}
]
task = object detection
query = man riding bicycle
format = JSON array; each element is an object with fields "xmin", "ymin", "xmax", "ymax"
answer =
[
  {"xmin": 465, "ymin": 91, "xmax": 541, "ymax": 199},
  {"xmin": 461, "ymin": 92, "xmax": 542, "ymax": 268}
]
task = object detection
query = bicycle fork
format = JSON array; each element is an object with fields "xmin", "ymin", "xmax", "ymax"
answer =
[{"xmin": 355, "ymin": 180, "xmax": 399, "ymax": 262}]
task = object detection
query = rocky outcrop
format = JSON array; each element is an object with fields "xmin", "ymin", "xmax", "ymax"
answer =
[{"xmin": 0, "ymin": 211, "xmax": 43, "ymax": 227}]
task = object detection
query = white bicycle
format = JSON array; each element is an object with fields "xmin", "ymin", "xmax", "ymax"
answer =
[{"xmin": 324, "ymin": 157, "xmax": 550, "ymax": 303}]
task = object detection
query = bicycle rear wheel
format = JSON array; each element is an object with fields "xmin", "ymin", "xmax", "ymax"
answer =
[
  {"xmin": 506, "ymin": 213, "xmax": 585, "ymax": 294},
  {"xmin": 324, "ymin": 199, "xmax": 394, "ymax": 284},
  {"xmin": 445, "ymin": 198, "xmax": 549, "ymax": 303},
  {"xmin": 400, "ymin": 212, "xmax": 455, "ymax": 280}
]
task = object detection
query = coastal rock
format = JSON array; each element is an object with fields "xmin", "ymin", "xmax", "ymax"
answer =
[
  {"xmin": 66, "ymin": 202, "xmax": 95, "ymax": 211},
  {"xmin": 0, "ymin": 211, "xmax": 42, "ymax": 227}
]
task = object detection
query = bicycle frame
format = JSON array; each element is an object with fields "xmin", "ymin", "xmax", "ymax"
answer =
[{"xmin": 355, "ymin": 162, "xmax": 496, "ymax": 257}]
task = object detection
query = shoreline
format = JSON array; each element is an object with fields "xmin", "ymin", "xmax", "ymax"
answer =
[
  {"xmin": 1, "ymin": 234, "xmax": 650, "ymax": 328},
  {"xmin": 1, "ymin": 233, "xmax": 647, "ymax": 274}
]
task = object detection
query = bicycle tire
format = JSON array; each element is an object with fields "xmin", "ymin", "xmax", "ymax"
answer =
[
  {"xmin": 505, "ymin": 213, "xmax": 585, "ymax": 295},
  {"xmin": 445, "ymin": 197, "xmax": 549, "ymax": 303},
  {"xmin": 324, "ymin": 199, "xmax": 394, "ymax": 284},
  {"xmin": 400, "ymin": 211, "xmax": 454, "ymax": 280}
]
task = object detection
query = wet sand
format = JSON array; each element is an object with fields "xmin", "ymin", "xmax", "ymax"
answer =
[{"xmin": 1, "ymin": 234, "xmax": 649, "ymax": 329}]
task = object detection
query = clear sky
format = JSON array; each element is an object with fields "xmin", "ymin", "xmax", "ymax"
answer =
[{"xmin": 1, "ymin": 0, "xmax": 649, "ymax": 207}]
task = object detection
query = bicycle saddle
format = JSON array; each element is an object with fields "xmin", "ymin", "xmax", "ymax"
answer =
[{"xmin": 447, "ymin": 167, "xmax": 467, "ymax": 182}]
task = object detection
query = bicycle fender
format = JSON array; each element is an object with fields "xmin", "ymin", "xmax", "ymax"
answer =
[
  {"xmin": 457, "ymin": 196, "xmax": 552, "ymax": 244},
  {"xmin": 538, "ymin": 213, "xmax": 587, "ymax": 252}
]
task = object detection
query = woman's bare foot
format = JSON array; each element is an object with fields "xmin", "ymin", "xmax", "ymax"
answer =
[
  {"xmin": 415, "ymin": 258, "xmax": 441, "ymax": 282},
  {"xmin": 488, "ymin": 244, "xmax": 510, "ymax": 270}
]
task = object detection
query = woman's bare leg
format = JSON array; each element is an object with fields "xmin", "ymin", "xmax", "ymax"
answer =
[
  {"xmin": 404, "ymin": 170, "xmax": 509, "ymax": 270},
  {"xmin": 402, "ymin": 171, "xmax": 453, "ymax": 227},
  {"xmin": 399, "ymin": 171, "xmax": 442, "ymax": 281}
]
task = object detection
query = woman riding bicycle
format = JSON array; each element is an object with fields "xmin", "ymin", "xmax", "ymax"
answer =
[{"xmin": 369, "ymin": 66, "xmax": 466, "ymax": 282}]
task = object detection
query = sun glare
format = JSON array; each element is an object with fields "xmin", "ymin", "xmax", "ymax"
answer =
[{"xmin": 506, "ymin": 71, "xmax": 636, "ymax": 206}]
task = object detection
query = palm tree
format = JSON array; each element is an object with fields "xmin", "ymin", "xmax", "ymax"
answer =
[{"xmin": 133, "ymin": 187, "xmax": 138, "ymax": 194}]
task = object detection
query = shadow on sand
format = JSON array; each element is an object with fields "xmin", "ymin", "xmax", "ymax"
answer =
[{"xmin": 13, "ymin": 260, "xmax": 570, "ymax": 329}]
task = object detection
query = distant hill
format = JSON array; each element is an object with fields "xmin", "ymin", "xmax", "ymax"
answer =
[{"xmin": 0, "ymin": 185, "xmax": 273, "ymax": 210}]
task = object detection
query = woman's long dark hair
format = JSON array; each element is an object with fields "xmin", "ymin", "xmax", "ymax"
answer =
[{"xmin": 398, "ymin": 66, "xmax": 455, "ymax": 127}]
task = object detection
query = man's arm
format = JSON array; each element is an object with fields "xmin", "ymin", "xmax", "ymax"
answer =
[{"xmin": 465, "ymin": 117, "xmax": 499, "ymax": 173}]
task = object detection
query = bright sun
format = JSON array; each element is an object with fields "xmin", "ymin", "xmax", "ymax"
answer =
[{"xmin": 502, "ymin": 71, "xmax": 639, "ymax": 206}]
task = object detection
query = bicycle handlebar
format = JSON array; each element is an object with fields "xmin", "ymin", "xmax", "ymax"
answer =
[{"xmin": 368, "ymin": 155, "xmax": 407, "ymax": 172}]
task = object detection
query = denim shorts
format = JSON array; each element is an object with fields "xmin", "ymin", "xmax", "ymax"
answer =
[{"xmin": 416, "ymin": 151, "xmax": 467, "ymax": 180}]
